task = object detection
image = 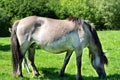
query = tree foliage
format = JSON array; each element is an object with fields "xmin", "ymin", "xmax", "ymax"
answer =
[{"xmin": 0, "ymin": 0, "xmax": 120, "ymax": 36}]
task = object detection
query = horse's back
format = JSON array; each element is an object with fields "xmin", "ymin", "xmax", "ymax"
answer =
[
  {"xmin": 16, "ymin": 16, "xmax": 77, "ymax": 46},
  {"xmin": 30, "ymin": 17, "xmax": 77, "ymax": 45}
]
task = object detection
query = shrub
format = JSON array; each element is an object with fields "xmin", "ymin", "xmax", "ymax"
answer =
[
  {"xmin": 0, "ymin": 8, "xmax": 10, "ymax": 37},
  {"xmin": 0, "ymin": 0, "xmax": 120, "ymax": 36}
]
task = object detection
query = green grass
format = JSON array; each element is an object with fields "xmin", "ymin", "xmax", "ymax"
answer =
[{"xmin": 0, "ymin": 31, "xmax": 120, "ymax": 80}]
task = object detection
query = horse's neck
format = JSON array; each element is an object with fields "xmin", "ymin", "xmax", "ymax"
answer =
[{"xmin": 87, "ymin": 31, "xmax": 100, "ymax": 56}]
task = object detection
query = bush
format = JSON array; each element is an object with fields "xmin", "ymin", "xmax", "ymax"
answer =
[
  {"xmin": 0, "ymin": 8, "xmax": 10, "ymax": 37},
  {"xmin": 93, "ymin": 0, "xmax": 120, "ymax": 30},
  {"xmin": 0, "ymin": 0, "xmax": 51, "ymax": 36},
  {"xmin": 0, "ymin": 0, "xmax": 120, "ymax": 36},
  {"xmin": 47, "ymin": 0, "xmax": 120, "ymax": 30}
]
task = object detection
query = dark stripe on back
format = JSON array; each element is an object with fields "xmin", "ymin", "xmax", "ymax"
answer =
[{"xmin": 66, "ymin": 16, "xmax": 79, "ymax": 22}]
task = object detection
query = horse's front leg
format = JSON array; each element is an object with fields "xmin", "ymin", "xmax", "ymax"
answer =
[
  {"xmin": 75, "ymin": 49, "xmax": 83, "ymax": 80},
  {"xmin": 59, "ymin": 50, "xmax": 73, "ymax": 77},
  {"xmin": 28, "ymin": 45, "xmax": 40, "ymax": 77}
]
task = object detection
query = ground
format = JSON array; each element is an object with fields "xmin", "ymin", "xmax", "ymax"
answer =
[{"xmin": 0, "ymin": 31, "xmax": 120, "ymax": 80}]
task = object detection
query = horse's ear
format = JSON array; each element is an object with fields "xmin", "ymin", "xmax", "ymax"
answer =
[
  {"xmin": 103, "ymin": 51, "xmax": 108, "ymax": 65},
  {"xmin": 103, "ymin": 51, "xmax": 107, "ymax": 55},
  {"xmin": 9, "ymin": 28, "xmax": 12, "ymax": 33}
]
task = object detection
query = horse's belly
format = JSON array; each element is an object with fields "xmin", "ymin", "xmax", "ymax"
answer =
[
  {"xmin": 42, "ymin": 31, "xmax": 80, "ymax": 53},
  {"xmin": 43, "ymin": 39, "xmax": 73, "ymax": 53}
]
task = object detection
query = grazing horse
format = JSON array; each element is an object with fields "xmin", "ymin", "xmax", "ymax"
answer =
[{"xmin": 11, "ymin": 16, "xmax": 108, "ymax": 80}]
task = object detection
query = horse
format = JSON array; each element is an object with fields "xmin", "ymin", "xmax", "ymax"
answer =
[{"xmin": 11, "ymin": 16, "xmax": 108, "ymax": 80}]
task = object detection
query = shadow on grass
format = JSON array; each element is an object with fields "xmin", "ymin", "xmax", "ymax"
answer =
[
  {"xmin": 14, "ymin": 77, "xmax": 30, "ymax": 80},
  {"xmin": 0, "ymin": 44, "xmax": 10, "ymax": 51},
  {"xmin": 106, "ymin": 74, "xmax": 120, "ymax": 80},
  {"xmin": 34, "ymin": 67, "xmax": 120, "ymax": 80},
  {"xmin": 36, "ymin": 67, "xmax": 118, "ymax": 80},
  {"xmin": 39, "ymin": 67, "xmax": 75, "ymax": 80},
  {"xmin": 19, "ymin": 67, "xmax": 120, "ymax": 80}
]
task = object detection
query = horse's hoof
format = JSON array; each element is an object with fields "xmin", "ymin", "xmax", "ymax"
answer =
[
  {"xmin": 76, "ymin": 76, "xmax": 83, "ymax": 80},
  {"xmin": 58, "ymin": 71, "xmax": 65, "ymax": 77},
  {"xmin": 33, "ymin": 75, "xmax": 42, "ymax": 78},
  {"xmin": 13, "ymin": 73, "xmax": 23, "ymax": 77},
  {"xmin": 99, "ymin": 74, "xmax": 106, "ymax": 79},
  {"xmin": 32, "ymin": 73, "xmax": 41, "ymax": 78},
  {"xmin": 18, "ymin": 74, "xmax": 23, "ymax": 77}
]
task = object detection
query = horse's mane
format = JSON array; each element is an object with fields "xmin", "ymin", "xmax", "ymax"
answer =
[
  {"xmin": 66, "ymin": 16, "xmax": 79, "ymax": 22},
  {"xmin": 84, "ymin": 21, "xmax": 108, "ymax": 65}
]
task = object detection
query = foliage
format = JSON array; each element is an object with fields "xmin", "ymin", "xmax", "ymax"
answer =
[
  {"xmin": 0, "ymin": 31, "xmax": 120, "ymax": 79},
  {"xmin": 0, "ymin": 0, "xmax": 51, "ymax": 36},
  {"xmin": 47, "ymin": 0, "xmax": 120, "ymax": 30},
  {"xmin": 93, "ymin": 0, "xmax": 120, "ymax": 30},
  {"xmin": 0, "ymin": 8, "xmax": 10, "ymax": 37},
  {"xmin": 0, "ymin": 0, "xmax": 120, "ymax": 36}
]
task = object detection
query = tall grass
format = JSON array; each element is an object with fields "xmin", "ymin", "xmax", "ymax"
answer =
[{"xmin": 0, "ymin": 31, "xmax": 120, "ymax": 80}]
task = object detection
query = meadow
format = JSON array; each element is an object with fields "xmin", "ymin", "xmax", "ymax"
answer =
[{"xmin": 0, "ymin": 31, "xmax": 120, "ymax": 80}]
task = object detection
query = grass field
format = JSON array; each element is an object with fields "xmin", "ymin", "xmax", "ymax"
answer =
[{"xmin": 0, "ymin": 31, "xmax": 120, "ymax": 80}]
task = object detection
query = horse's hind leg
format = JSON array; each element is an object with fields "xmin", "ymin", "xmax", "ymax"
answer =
[
  {"xmin": 59, "ymin": 51, "xmax": 73, "ymax": 77},
  {"xmin": 28, "ymin": 44, "xmax": 40, "ymax": 77},
  {"xmin": 17, "ymin": 41, "xmax": 30, "ymax": 77},
  {"xmin": 17, "ymin": 53, "xmax": 24, "ymax": 77},
  {"xmin": 15, "ymin": 45, "xmax": 27, "ymax": 77}
]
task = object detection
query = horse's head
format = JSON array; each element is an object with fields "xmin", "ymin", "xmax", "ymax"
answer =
[{"xmin": 84, "ymin": 21, "xmax": 108, "ymax": 78}]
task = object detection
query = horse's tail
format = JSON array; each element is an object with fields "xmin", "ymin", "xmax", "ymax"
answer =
[
  {"xmin": 11, "ymin": 20, "xmax": 21, "ymax": 76},
  {"xmin": 86, "ymin": 22, "xmax": 108, "ymax": 65}
]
